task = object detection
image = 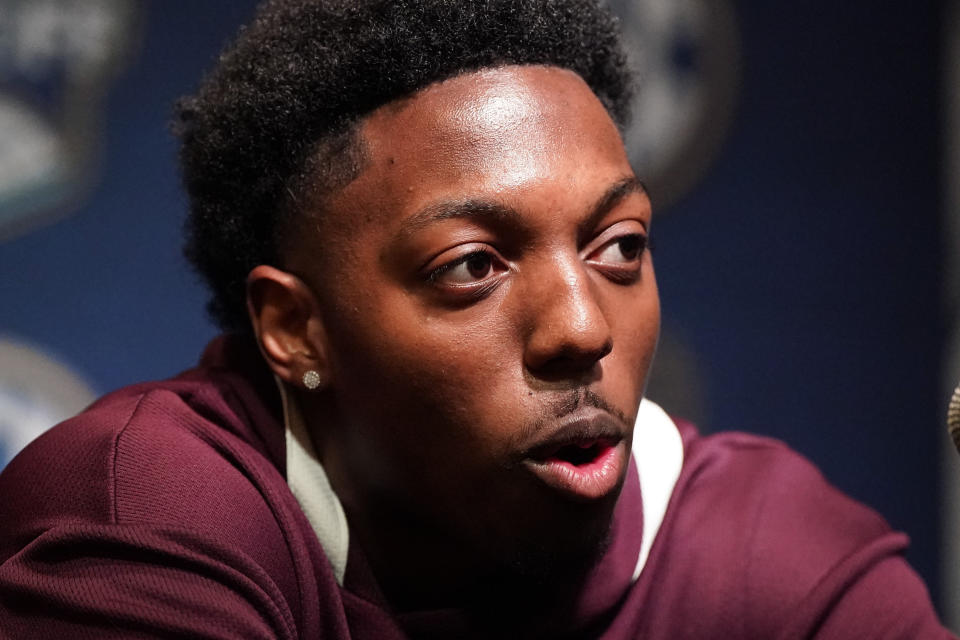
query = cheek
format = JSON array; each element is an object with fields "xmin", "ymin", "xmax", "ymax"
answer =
[
  {"xmin": 608, "ymin": 275, "xmax": 661, "ymax": 398},
  {"xmin": 325, "ymin": 295, "xmax": 524, "ymax": 455}
]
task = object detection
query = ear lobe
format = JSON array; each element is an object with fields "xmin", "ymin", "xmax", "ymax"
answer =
[{"xmin": 246, "ymin": 265, "xmax": 329, "ymax": 388}]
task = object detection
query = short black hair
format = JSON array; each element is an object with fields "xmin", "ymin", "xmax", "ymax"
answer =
[{"xmin": 177, "ymin": 0, "xmax": 634, "ymax": 332}]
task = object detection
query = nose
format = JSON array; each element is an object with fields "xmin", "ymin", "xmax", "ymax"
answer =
[{"xmin": 522, "ymin": 259, "xmax": 613, "ymax": 379}]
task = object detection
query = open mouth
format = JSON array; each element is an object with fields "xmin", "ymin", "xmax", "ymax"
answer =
[
  {"xmin": 538, "ymin": 438, "xmax": 615, "ymax": 468},
  {"xmin": 524, "ymin": 434, "xmax": 626, "ymax": 501}
]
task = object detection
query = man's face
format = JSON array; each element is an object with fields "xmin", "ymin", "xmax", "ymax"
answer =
[{"xmin": 295, "ymin": 65, "xmax": 659, "ymax": 576}]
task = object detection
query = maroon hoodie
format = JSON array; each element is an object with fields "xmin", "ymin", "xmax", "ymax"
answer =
[{"xmin": 0, "ymin": 336, "xmax": 952, "ymax": 638}]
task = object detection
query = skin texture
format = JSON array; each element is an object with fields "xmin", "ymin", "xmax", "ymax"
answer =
[{"xmin": 247, "ymin": 65, "xmax": 660, "ymax": 614}]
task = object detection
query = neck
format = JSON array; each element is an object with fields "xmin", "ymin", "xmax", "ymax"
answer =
[{"xmin": 347, "ymin": 500, "xmax": 485, "ymax": 610}]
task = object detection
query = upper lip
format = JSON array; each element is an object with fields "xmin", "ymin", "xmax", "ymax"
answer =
[{"xmin": 522, "ymin": 407, "xmax": 626, "ymax": 462}]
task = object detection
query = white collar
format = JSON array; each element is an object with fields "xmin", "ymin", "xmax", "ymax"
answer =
[
  {"xmin": 278, "ymin": 378, "xmax": 350, "ymax": 584},
  {"xmin": 631, "ymin": 398, "xmax": 684, "ymax": 581},
  {"xmin": 278, "ymin": 380, "xmax": 683, "ymax": 587}
]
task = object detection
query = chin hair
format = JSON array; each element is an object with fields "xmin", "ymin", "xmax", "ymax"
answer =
[
  {"xmin": 518, "ymin": 524, "xmax": 611, "ymax": 582},
  {"xmin": 482, "ymin": 513, "xmax": 614, "ymax": 604},
  {"xmin": 476, "ymin": 487, "xmax": 621, "ymax": 592},
  {"xmin": 460, "ymin": 519, "xmax": 613, "ymax": 634}
]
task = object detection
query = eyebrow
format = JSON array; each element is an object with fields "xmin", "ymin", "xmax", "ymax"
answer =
[
  {"xmin": 577, "ymin": 175, "xmax": 647, "ymax": 238},
  {"xmin": 396, "ymin": 175, "xmax": 646, "ymax": 239}
]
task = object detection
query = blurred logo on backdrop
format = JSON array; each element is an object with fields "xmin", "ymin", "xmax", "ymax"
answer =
[
  {"xmin": 609, "ymin": 0, "xmax": 740, "ymax": 209},
  {"xmin": 0, "ymin": 0, "xmax": 138, "ymax": 241},
  {"xmin": 605, "ymin": 0, "xmax": 740, "ymax": 425},
  {"xmin": 0, "ymin": 337, "xmax": 96, "ymax": 469}
]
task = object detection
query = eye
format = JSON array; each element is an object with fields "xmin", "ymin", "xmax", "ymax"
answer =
[
  {"xmin": 591, "ymin": 234, "xmax": 647, "ymax": 264},
  {"xmin": 585, "ymin": 228, "xmax": 650, "ymax": 284},
  {"xmin": 427, "ymin": 247, "xmax": 508, "ymax": 288}
]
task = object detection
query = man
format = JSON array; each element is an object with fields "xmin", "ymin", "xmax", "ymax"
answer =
[{"xmin": 0, "ymin": 0, "xmax": 953, "ymax": 637}]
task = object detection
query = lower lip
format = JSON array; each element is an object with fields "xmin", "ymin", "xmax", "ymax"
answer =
[{"xmin": 523, "ymin": 441, "xmax": 627, "ymax": 501}]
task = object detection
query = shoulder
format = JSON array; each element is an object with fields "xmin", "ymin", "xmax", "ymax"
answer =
[
  {"xmin": 1, "ymin": 361, "xmax": 295, "ymax": 551},
  {"xmin": 0, "ymin": 385, "xmax": 148, "ymax": 547},
  {"xmin": 0, "ymin": 372, "xmax": 339, "ymax": 637},
  {"xmin": 677, "ymin": 429, "xmax": 894, "ymax": 564},
  {"xmin": 640, "ymin": 426, "xmax": 918, "ymax": 637},
  {"xmin": 0, "ymin": 370, "xmax": 300, "ymax": 549}
]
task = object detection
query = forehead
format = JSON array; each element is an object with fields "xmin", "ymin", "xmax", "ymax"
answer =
[
  {"xmin": 371, "ymin": 67, "xmax": 619, "ymax": 167},
  {"xmin": 320, "ymin": 65, "xmax": 632, "ymax": 231}
]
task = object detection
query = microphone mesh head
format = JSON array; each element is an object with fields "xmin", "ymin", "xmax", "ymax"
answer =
[{"xmin": 949, "ymin": 382, "xmax": 960, "ymax": 453}]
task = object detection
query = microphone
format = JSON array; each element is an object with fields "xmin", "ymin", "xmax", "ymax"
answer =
[{"xmin": 949, "ymin": 381, "xmax": 960, "ymax": 454}]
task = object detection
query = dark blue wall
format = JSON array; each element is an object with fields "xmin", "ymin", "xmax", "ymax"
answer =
[
  {"xmin": 654, "ymin": 1, "xmax": 943, "ymax": 606},
  {"xmin": 0, "ymin": 0, "xmax": 946, "ymax": 613}
]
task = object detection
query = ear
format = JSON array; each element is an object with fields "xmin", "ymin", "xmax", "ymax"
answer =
[{"xmin": 246, "ymin": 265, "xmax": 329, "ymax": 389}]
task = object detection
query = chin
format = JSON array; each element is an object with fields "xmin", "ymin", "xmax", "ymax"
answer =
[
  {"xmin": 513, "ymin": 523, "xmax": 612, "ymax": 586},
  {"xmin": 481, "ymin": 488, "xmax": 619, "ymax": 590},
  {"xmin": 459, "ymin": 504, "xmax": 616, "ymax": 628}
]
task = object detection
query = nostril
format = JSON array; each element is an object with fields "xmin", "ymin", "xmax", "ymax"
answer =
[
  {"xmin": 526, "ymin": 338, "xmax": 612, "ymax": 381},
  {"xmin": 597, "ymin": 338, "xmax": 613, "ymax": 361}
]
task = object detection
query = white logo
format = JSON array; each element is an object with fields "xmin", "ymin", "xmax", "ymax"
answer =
[
  {"xmin": 0, "ymin": 336, "xmax": 96, "ymax": 468},
  {"xmin": 611, "ymin": 0, "xmax": 740, "ymax": 207},
  {"xmin": 0, "ymin": 0, "xmax": 138, "ymax": 240}
]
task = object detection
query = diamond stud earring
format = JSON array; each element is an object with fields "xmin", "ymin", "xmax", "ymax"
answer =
[{"xmin": 302, "ymin": 370, "xmax": 322, "ymax": 390}]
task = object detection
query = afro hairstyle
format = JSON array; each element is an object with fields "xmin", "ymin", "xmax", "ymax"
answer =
[{"xmin": 176, "ymin": 0, "xmax": 634, "ymax": 332}]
